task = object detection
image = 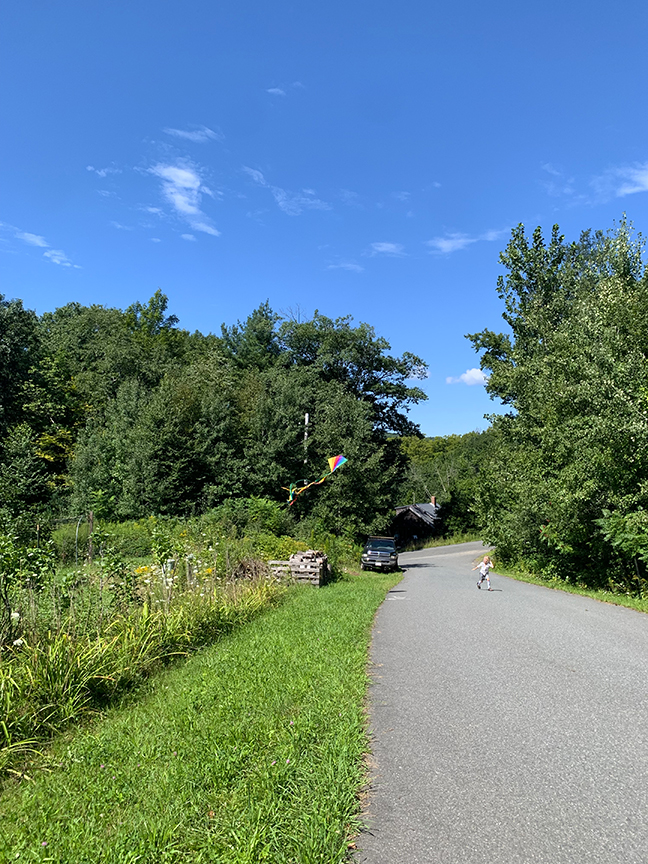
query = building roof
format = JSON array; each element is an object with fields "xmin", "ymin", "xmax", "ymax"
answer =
[{"xmin": 393, "ymin": 502, "xmax": 440, "ymax": 528}]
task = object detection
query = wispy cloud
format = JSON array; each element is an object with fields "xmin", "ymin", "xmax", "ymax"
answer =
[
  {"xmin": 151, "ymin": 238, "xmax": 161, "ymax": 243},
  {"xmin": 427, "ymin": 233, "xmax": 476, "ymax": 254},
  {"xmin": 369, "ymin": 242, "xmax": 405, "ymax": 256},
  {"xmin": 15, "ymin": 231, "xmax": 48, "ymax": 247},
  {"xmin": 267, "ymin": 81, "xmax": 305, "ymax": 97},
  {"xmin": 43, "ymin": 249, "xmax": 75, "ymax": 267},
  {"xmin": 163, "ymin": 125, "xmax": 223, "ymax": 143},
  {"xmin": 1, "ymin": 222, "xmax": 80, "ymax": 267},
  {"xmin": 326, "ymin": 260, "xmax": 364, "ymax": 273},
  {"xmin": 446, "ymin": 368, "xmax": 488, "ymax": 386},
  {"xmin": 148, "ymin": 160, "xmax": 220, "ymax": 236},
  {"xmin": 110, "ymin": 221, "xmax": 132, "ymax": 230},
  {"xmin": 243, "ymin": 167, "xmax": 331, "ymax": 216},
  {"xmin": 181, "ymin": 233, "xmax": 197, "ymax": 241},
  {"xmin": 426, "ymin": 228, "xmax": 508, "ymax": 254},
  {"xmin": 541, "ymin": 162, "xmax": 561, "ymax": 177},
  {"xmin": 592, "ymin": 161, "xmax": 648, "ymax": 198},
  {"xmin": 540, "ymin": 163, "xmax": 576, "ymax": 198},
  {"xmin": 86, "ymin": 165, "xmax": 121, "ymax": 177},
  {"xmin": 393, "ymin": 191, "xmax": 410, "ymax": 201},
  {"xmin": 339, "ymin": 189, "xmax": 362, "ymax": 208}
]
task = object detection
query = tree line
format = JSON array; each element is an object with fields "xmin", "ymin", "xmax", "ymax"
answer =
[
  {"xmin": 6, "ymin": 215, "xmax": 640, "ymax": 585},
  {"xmin": 469, "ymin": 218, "xmax": 648, "ymax": 590},
  {"xmin": 0, "ymin": 293, "xmax": 433, "ymax": 541}
]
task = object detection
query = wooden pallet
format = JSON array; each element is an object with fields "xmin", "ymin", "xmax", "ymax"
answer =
[{"xmin": 268, "ymin": 552, "xmax": 330, "ymax": 586}]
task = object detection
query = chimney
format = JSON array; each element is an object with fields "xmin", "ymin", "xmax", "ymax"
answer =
[{"xmin": 431, "ymin": 496, "xmax": 436, "ymax": 508}]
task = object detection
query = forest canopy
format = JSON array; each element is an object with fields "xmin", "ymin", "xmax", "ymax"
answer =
[
  {"xmin": 0, "ymin": 293, "xmax": 428, "ymax": 539},
  {"xmin": 469, "ymin": 218, "xmax": 648, "ymax": 589}
]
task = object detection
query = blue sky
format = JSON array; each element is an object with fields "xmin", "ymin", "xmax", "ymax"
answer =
[{"xmin": 2, "ymin": 0, "xmax": 648, "ymax": 436}]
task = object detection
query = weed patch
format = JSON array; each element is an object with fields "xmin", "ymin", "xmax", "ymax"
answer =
[{"xmin": 0, "ymin": 570, "xmax": 399, "ymax": 864}]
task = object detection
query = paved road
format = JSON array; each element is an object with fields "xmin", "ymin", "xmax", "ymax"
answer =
[{"xmin": 357, "ymin": 541, "xmax": 648, "ymax": 863}]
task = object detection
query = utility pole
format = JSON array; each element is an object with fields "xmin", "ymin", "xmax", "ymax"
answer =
[{"xmin": 303, "ymin": 412, "xmax": 309, "ymax": 464}]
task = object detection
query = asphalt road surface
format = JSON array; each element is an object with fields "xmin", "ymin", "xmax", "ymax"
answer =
[{"xmin": 357, "ymin": 541, "xmax": 648, "ymax": 863}]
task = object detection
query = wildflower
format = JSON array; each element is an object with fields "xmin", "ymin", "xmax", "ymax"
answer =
[
  {"xmin": 12, "ymin": 638, "xmax": 23, "ymax": 647},
  {"xmin": 100, "ymin": 764, "xmax": 105, "ymax": 769},
  {"xmin": 173, "ymin": 751, "xmax": 177, "ymax": 756},
  {"xmin": 286, "ymin": 758, "xmax": 290, "ymax": 764},
  {"xmin": 271, "ymin": 760, "xmax": 277, "ymax": 765},
  {"xmin": 42, "ymin": 841, "xmax": 48, "ymax": 846},
  {"xmin": 10, "ymin": 611, "xmax": 19, "ymax": 622},
  {"xmin": 289, "ymin": 721, "xmax": 294, "ymax": 726}
]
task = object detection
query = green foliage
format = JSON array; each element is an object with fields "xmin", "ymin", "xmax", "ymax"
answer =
[
  {"xmin": 398, "ymin": 431, "xmax": 492, "ymax": 534},
  {"xmin": 0, "ymin": 578, "xmax": 284, "ymax": 774},
  {"xmin": 470, "ymin": 218, "xmax": 648, "ymax": 588},
  {"xmin": 0, "ymin": 534, "xmax": 55, "ymax": 643},
  {"xmin": 0, "ymin": 424, "xmax": 53, "ymax": 540},
  {"xmin": 0, "ymin": 570, "xmax": 399, "ymax": 862},
  {"xmin": 0, "ymin": 291, "xmax": 426, "ymax": 541},
  {"xmin": 0, "ymin": 294, "xmax": 39, "ymax": 440},
  {"xmin": 52, "ymin": 519, "xmax": 154, "ymax": 562}
]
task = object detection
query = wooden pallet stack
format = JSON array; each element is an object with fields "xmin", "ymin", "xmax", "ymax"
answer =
[{"xmin": 268, "ymin": 550, "xmax": 331, "ymax": 586}]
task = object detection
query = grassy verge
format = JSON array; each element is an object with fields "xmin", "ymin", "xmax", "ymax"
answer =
[
  {"xmin": 0, "ymin": 570, "xmax": 400, "ymax": 864},
  {"xmin": 496, "ymin": 561, "xmax": 648, "ymax": 615},
  {"xmin": 1, "ymin": 578, "xmax": 285, "ymax": 774}
]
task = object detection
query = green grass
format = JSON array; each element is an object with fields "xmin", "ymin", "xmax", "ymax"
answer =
[
  {"xmin": 1, "ymin": 579, "xmax": 285, "ymax": 774},
  {"xmin": 496, "ymin": 561, "xmax": 648, "ymax": 615},
  {"xmin": 0, "ymin": 570, "xmax": 400, "ymax": 864}
]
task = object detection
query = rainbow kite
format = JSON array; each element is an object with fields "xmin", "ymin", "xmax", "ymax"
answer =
[{"xmin": 284, "ymin": 455, "xmax": 348, "ymax": 506}]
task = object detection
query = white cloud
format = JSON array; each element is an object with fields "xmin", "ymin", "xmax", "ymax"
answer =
[
  {"xmin": 613, "ymin": 162, "xmax": 648, "ymax": 197},
  {"xmin": 326, "ymin": 260, "xmax": 364, "ymax": 272},
  {"xmin": 540, "ymin": 163, "xmax": 576, "ymax": 198},
  {"xmin": 446, "ymin": 368, "xmax": 488, "ymax": 386},
  {"xmin": 163, "ymin": 125, "xmax": 223, "ymax": 143},
  {"xmin": 481, "ymin": 229, "xmax": 509, "ymax": 242},
  {"xmin": 427, "ymin": 233, "xmax": 477, "ymax": 254},
  {"xmin": 86, "ymin": 165, "xmax": 121, "ymax": 177},
  {"xmin": 587, "ymin": 161, "xmax": 648, "ymax": 201},
  {"xmin": 267, "ymin": 87, "xmax": 286, "ymax": 96},
  {"xmin": 150, "ymin": 163, "xmax": 202, "ymax": 215},
  {"xmin": 110, "ymin": 221, "xmax": 132, "ymax": 230},
  {"xmin": 15, "ymin": 231, "xmax": 48, "ymax": 247},
  {"xmin": 243, "ymin": 166, "xmax": 331, "ymax": 216},
  {"xmin": 426, "ymin": 228, "xmax": 508, "ymax": 254},
  {"xmin": 0, "ymin": 222, "xmax": 79, "ymax": 267},
  {"xmin": 191, "ymin": 221, "xmax": 220, "ymax": 236},
  {"xmin": 181, "ymin": 233, "xmax": 196, "ymax": 241},
  {"xmin": 151, "ymin": 238, "xmax": 161, "ymax": 243},
  {"xmin": 149, "ymin": 160, "xmax": 220, "ymax": 236},
  {"xmin": 369, "ymin": 242, "xmax": 405, "ymax": 256},
  {"xmin": 43, "ymin": 249, "xmax": 73, "ymax": 267},
  {"xmin": 340, "ymin": 189, "xmax": 362, "ymax": 207},
  {"xmin": 243, "ymin": 167, "xmax": 266, "ymax": 186},
  {"xmin": 393, "ymin": 191, "xmax": 410, "ymax": 201}
]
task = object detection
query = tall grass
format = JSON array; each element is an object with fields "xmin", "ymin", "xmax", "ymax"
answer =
[
  {"xmin": 0, "ymin": 577, "xmax": 284, "ymax": 775},
  {"xmin": 0, "ymin": 569, "xmax": 400, "ymax": 863},
  {"xmin": 1, "ymin": 504, "xmax": 361, "ymax": 776}
]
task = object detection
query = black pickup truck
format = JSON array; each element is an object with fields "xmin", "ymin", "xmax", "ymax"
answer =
[{"xmin": 360, "ymin": 536, "xmax": 399, "ymax": 572}]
